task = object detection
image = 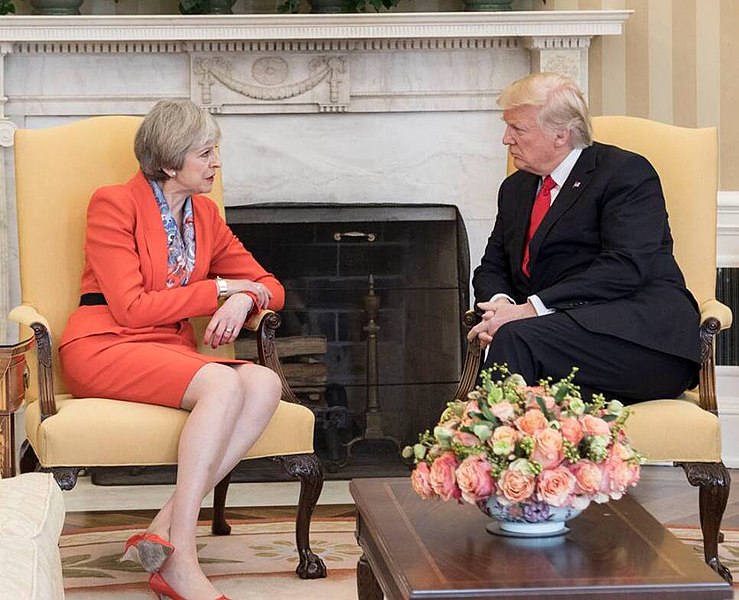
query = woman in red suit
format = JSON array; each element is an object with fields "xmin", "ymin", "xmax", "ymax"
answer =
[{"xmin": 59, "ymin": 99, "xmax": 284, "ymax": 600}]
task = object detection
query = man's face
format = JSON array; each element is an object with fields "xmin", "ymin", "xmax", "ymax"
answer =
[{"xmin": 502, "ymin": 105, "xmax": 569, "ymax": 176}]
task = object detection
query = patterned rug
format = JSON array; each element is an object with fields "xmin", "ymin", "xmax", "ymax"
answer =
[
  {"xmin": 61, "ymin": 518, "xmax": 361, "ymax": 599},
  {"xmin": 61, "ymin": 520, "xmax": 739, "ymax": 599}
]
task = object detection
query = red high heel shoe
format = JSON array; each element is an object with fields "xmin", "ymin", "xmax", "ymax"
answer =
[
  {"xmin": 121, "ymin": 532, "xmax": 174, "ymax": 573},
  {"xmin": 148, "ymin": 572, "xmax": 230, "ymax": 600}
]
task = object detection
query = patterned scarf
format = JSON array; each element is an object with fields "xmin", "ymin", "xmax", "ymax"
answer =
[{"xmin": 149, "ymin": 180, "xmax": 196, "ymax": 288}]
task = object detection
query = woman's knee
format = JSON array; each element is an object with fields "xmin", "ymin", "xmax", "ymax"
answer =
[
  {"xmin": 236, "ymin": 365, "xmax": 282, "ymax": 407},
  {"xmin": 182, "ymin": 364, "xmax": 243, "ymax": 411}
]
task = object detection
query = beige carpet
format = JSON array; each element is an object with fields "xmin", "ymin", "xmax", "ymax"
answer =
[
  {"xmin": 62, "ymin": 519, "xmax": 739, "ymax": 599},
  {"xmin": 61, "ymin": 519, "xmax": 360, "ymax": 599}
]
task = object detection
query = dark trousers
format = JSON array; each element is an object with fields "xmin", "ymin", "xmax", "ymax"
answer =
[{"xmin": 482, "ymin": 312, "xmax": 699, "ymax": 404}]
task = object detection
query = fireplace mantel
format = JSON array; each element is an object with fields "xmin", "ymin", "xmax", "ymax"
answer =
[
  {"xmin": 0, "ymin": 11, "xmax": 630, "ymax": 43},
  {"xmin": 0, "ymin": 10, "xmax": 631, "ymax": 342}
]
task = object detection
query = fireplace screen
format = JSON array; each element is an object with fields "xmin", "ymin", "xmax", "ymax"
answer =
[{"xmin": 227, "ymin": 204, "xmax": 471, "ymax": 478}]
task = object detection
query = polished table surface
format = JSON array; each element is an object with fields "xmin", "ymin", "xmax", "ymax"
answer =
[{"xmin": 350, "ymin": 477, "xmax": 733, "ymax": 600}]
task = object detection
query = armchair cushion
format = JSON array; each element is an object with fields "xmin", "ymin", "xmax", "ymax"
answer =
[
  {"xmin": 25, "ymin": 396, "xmax": 314, "ymax": 468},
  {"xmin": 625, "ymin": 394, "xmax": 721, "ymax": 463}
]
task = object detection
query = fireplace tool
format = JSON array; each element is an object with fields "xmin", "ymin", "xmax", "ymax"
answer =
[{"xmin": 342, "ymin": 267, "xmax": 402, "ymax": 459}]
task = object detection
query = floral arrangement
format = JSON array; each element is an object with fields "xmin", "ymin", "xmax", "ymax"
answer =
[{"xmin": 403, "ymin": 366, "xmax": 643, "ymax": 518}]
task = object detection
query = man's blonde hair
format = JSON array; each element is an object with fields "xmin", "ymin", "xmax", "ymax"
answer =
[
  {"xmin": 498, "ymin": 72, "xmax": 593, "ymax": 148},
  {"xmin": 135, "ymin": 99, "xmax": 221, "ymax": 181}
]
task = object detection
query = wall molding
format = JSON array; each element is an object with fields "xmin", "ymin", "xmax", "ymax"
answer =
[{"xmin": 717, "ymin": 191, "xmax": 739, "ymax": 267}]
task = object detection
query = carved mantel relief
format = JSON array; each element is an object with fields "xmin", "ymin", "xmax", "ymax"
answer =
[{"xmin": 194, "ymin": 55, "xmax": 348, "ymax": 113}]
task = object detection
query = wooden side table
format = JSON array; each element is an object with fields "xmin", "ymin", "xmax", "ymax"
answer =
[{"xmin": 0, "ymin": 322, "xmax": 34, "ymax": 478}]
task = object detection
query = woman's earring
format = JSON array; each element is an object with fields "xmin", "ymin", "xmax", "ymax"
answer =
[{"xmin": 169, "ymin": 171, "xmax": 176, "ymax": 178}]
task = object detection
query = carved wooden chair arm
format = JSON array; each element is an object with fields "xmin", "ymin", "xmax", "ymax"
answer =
[
  {"xmin": 697, "ymin": 299, "xmax": 732, "ymax": 415},
  {"xmin": 450, "ymin": 309, "xmax": 482, "ymax": 402},
  {"xmin": 246, "ymin": 308, "xmax": 305, "ymax": 406},
  {"xmin": 8, "ymin": 304, "xmax": 57, "ymax": 421}
]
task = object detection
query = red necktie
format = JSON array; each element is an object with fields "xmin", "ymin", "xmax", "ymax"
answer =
[{"xmin": 522, "ymin": 175, "xmax": 556, "ymax": 277}]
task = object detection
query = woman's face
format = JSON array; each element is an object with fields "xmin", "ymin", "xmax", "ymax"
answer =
[{"xmin": 169, "ymin": 142, "xmax": 221, "ymax": 197}]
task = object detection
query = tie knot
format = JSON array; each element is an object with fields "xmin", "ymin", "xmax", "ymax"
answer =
[{"xmin": 542, "ymin": 175, "xmax": 556, "ymax": 193}]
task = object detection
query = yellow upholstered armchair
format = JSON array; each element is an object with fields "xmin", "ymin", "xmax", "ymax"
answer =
[
  {"xmin": 453, "ymin": 116, "xmax": 732, "ymax": 583},
  {"xmin": 10, "ymin": 116, "xmax": 326, "ymax": 579}
]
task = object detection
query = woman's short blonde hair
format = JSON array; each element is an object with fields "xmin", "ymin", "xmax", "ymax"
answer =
[
  {"xmin": 498, "ymin": 72, "xmax": 593, "ymax": 148},
  {"xmin": 134, "ymin": 99, "xmax": 221, "ymax": 181}
]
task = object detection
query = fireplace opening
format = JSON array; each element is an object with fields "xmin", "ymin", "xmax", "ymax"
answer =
[{"xmin": 228, "ymin": 203, "xmax": 470, "ymax": 480}]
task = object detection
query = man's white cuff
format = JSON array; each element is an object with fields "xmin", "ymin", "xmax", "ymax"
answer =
[{"xmin": 528, "ymin": 294, "xmax": 555, "ymax": 316}]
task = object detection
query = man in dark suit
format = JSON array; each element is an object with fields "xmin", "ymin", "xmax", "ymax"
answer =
[{"xmin": 469, "ymin": 72, "xmax": 700, "ymax": 403}]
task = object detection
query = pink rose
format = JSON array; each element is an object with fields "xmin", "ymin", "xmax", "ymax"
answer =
[
  {"xmin": 524, "ymin": 389, "xmax": 559, "ymax": 416},
  {"xmin": 570, "ymin": 459, "xmax": 603, "ymax": 495},
  {"xmin": 601, "ymin": 455, "xmax": 640, "ymax": 499},
  {"xmin": 580, "ymin": 414, "xmax": 610, "ymax": 437},
  {"xmin": 454, "ymin": 431, "xmax": 481, "ymax": 447},
  {"xmin": 490, "ymin": 401, "xmax": 516, "ymax": 422},
  {"xmin": 411, "ymin": 462, "xmax": 436, "ymax": 499},
  {"xmin": 456, "ymin": 455, "xmax": 495, "ymax": 504},
  {"xmin": 429, "ymin": 452, "xmax": 461, "ymax": 501},
  {"xmin": 536, "ymin": 466, "xmax": 576, "ymax": 507},
  {"xmin": 559, "ymin": 417, "xmax": 584, "ymax": 446},
  {"xmin": 531, "ymin": 428, "xmax": 564, "ymax": 469},
  {"xmin": 498, "ymin": 468, "xmax": 536, "ymax": 503},
  {"xmin": 515, "ymin": 409, "xmax": 549, "ymax": 436}
]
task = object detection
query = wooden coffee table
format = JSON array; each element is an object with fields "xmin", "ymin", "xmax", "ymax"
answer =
[{"xmin": 350, "ymin": 477, "xmax": 733, "ymax": 599}]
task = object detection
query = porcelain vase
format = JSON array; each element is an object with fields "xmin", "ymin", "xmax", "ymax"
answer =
[{"xmin": 478, "ymin": 497, "xmax": 585, "ymax": 537}]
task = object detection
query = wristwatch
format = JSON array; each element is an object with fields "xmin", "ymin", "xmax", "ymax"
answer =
[{"xmin": 215, "ymin": 276, "xmax": 228, "ymax": 299}]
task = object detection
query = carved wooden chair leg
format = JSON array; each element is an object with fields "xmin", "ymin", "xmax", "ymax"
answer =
[
  {"xmin": 48, "ymin": 467, "xmax": 80, "ymax": 491},
  {"xmin": 212, "ymin": 468, "xmax": 234, "ymax": 536},
  {"xmin": 676, "ymin": 461, "xmax": 732, "ymax": 585},
  {"xmin": 275, "ymin": 453, "xmax": 327, "ymax": 579}
]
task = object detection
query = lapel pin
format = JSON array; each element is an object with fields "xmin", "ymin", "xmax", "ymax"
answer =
[{"xmin": 573, "ymin": 181, "xmax": 581, "ymax": 188}]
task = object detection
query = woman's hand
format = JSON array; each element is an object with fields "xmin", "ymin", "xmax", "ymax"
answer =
[
  {"xmin": 204, "ymin": 294, "xmax": 254, "ymax": 348},
  {"xmin": 224, "ymin": 279, "xmax": 273, "ymax": 309}
]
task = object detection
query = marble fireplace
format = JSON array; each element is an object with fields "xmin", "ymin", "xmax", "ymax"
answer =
[{"xmin": 0, "ymin": 10, "xmax": 631, "ymax": 472}]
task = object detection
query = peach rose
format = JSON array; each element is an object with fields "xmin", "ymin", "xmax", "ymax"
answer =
[
  {"xmin": 570, "ymin": 459, "xmax": 603, "ymax": 496},
  {"xmin": 580, "ymin": 414, "xmax": 611, "ymax": 437},
  {"xmin": 559, "ymin": 417, "xmax": 584, "ymax": 446},
  {"xmin": 411, "ymin": 462, "xmax": 436, "ymax": 499},
  {"xmin": 492, "ymin": 425, "xmax": 518, "ymax": 446},
  {"xmin": 497, "ymin": 467, "xmax": 536, "ymax": 503},
  {"xmin": 454, "ymin": 431, "xmax": 481, "ymax": 447},
  {"xmin": 429, "ymin": 452, "xmax": 461, "ymax": 501},
  {"xmin": 490, "ymin": 401, "xmax": 516, "ymax": 422},
  {"xmin": 531, "ymin": 428, "xmax": 564, "ymax": 469},
  {"xmin": 456, "ymin": 455, "xmax": 495, "ymax": 504},
  {"xmin": 536, "ymin": 466, "xmax": 576, "ymax": 507},
  {"xmin": 515, "ymin": 409, "xmax": 549, "ymax": 436}
]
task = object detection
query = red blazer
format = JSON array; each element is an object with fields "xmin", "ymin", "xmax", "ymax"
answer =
[{"xmin": 60, "ymin": 170, "xmax": 284, "ymax": 350}]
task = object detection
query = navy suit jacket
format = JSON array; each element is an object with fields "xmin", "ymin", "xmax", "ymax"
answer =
[{"xmin": 472, "ymin": 142, "xmax": 701, "ymax": 365}]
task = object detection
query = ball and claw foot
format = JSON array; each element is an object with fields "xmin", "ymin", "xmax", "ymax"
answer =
[
  {"xmin": 708, "ymin": 558, "xmax": 733, "ymax": 585},
  {"xmin": 296, "ymin": 549, "xmax": 327, "ymax": 579}
]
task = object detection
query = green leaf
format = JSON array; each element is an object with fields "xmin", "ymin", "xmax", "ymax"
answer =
[{"xmin": 535, "ymin": 395, "xmax": 554, "ymax": 421}]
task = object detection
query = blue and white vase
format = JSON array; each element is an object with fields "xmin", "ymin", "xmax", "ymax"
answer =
[{"xmin": 478, "ymin": 497, "xmax": 585, "ymax": 536}]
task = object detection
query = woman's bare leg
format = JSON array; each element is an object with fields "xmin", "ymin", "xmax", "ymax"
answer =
[
  {"xmin": 145, "ymin": 364, "xmax": 281, "ymax": 539},
  {"xmin": 154, "ymin": 364, "xmax": 281, "ymax": 599}
]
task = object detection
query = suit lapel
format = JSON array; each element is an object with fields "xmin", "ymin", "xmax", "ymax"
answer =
[
  {"xmin": 528, "ymin": 146, "xmax": 598, "ymax": 266},
  {"xmin": 129, "ymin": 172, "xmax": 169, "ymax": 291}
]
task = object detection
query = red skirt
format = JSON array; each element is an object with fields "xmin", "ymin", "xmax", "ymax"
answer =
[{"xmin": 60, "ymin": 331, "xmax": 246, "ymax": 409}]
